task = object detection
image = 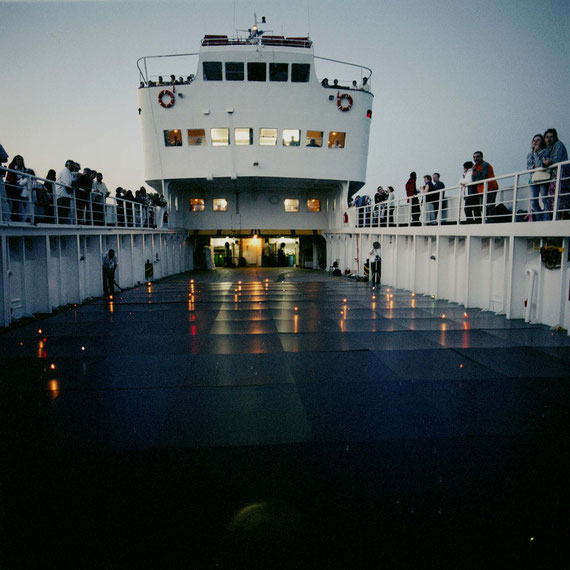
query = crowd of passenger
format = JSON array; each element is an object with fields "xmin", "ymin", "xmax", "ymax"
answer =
[
  {"xmin": 0, "ymin": 144, "xmax": 167, "ymax": 227},
  {"xmin": 350, "ymin": 128, "xmax": 569, "ymax": 227},
  {"xmin": 320, "ymin": 76, "xmax": 370, "ymax": 91},
  {"xmin": 139, "ymin": 74, "xmax": 195, "ymax": 88}
]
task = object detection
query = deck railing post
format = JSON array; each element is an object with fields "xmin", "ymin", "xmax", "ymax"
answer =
[
  {"xmin": 482, "ymin": 181, "xmax": 488, "ymax": 224},
  {"xmin": 552, "ymin": 164, "xmax": 561, "ymax": 221},
  {"xmin": 512, "ymin": 174, "xmax": 519, "ymax": 222}
]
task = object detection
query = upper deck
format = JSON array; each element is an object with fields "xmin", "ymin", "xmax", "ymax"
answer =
[{"xmin": 136, "ymin": 31, "xmax": 373, "ymax": 194}]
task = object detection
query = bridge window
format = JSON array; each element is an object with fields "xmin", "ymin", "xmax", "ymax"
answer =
[
  {"xmin": 164, "ymin": 129, "xmax": 182, "ymax": 147},
  {"xmin": 307, "ymin": 199, "xmax": 321, "ymax": 212},
  {"xmin": 211, "ymin": 128, "xmax": 229, "ymax": 146},
  {"xmin": 225, "ymin": 62, "xmax": 244, "ymax": 81},
  {"xmin": 259, "ymin": 128, "xmax": 278, "ymax": 146},
  {"xmin": 305, "ymin": 130, "xmax": 323, "ymax": 147},
  {"xmin": 213, "ymin": 199, "xmax": 228, "ymax": 211},
  {"xmin": 203, "ymin": 62, "xmax": 222, "ymax": 81},
  {"xmin": 248, "ymin": 62, "xmax": 266, "ymax": 81},
  {"xmin": 284, "ymin": 199, "xmax": 299, "ymax": 212},
  {"xmin": 328, "ymin": 131, "xmax": 346, "ymax": 148},
  {"xmin": 235, "ymin": 128, "xmax": 253, "ymax": 146},
  {"xmin": 292, "ymin": 64, "xmax": 310, "ymax": 82},
  {"xmin": 190, "ymin": 198, "xmax": 205, "ymax": 212},
  {"xmin": 269, "ymin": 63, "xmax": 288, "ymax": 82},
  {"xmin": 187, "ymin": 129, "xmax": 206, "ymax": 146},
  {"xmin": 282, "ymin": 129, "xmax": 300, "ymax": 146}
]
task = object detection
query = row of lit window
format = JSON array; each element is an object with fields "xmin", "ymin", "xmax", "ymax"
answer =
[
  {"xmin": 164, "ymin": 128, "xmax": 346, "ymax": 148},
  {"xmin": 191, "ymin": 198, "xmax": 321, "ymax": 213},
  {"xmin": 203, "ymin": 62, "xmax": 310, "ymax": 83}
]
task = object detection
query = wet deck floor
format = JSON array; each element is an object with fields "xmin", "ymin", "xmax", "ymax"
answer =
[{"xmin": 2, "ymin": 268, "xmax": 569, "ymax": 568}]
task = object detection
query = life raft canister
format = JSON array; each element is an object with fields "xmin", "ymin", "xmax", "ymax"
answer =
[
  {"xmin": 337, "ymin": 92, "xmax": 353, "ymax": 112},
  {"xmin": 158, "ymin": 89, "xmax": 175, "ymax": 108}
]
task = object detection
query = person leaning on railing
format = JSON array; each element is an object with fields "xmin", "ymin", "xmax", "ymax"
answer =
[
  {"xmin": 55, "ymin": 160, "xmax": 75, "ymax": 224},
  {"xmin": 526, "ymin": 134, "xmax": 548, "ymax": 221},
  {"xmin": 542, "ymin": 128, "xmax": 569, "ymax": 220},
  {"xmin": 0, "ymin": 142, "xmax": 9, "ymax": 222},
  {"xmin": 5, "ymin": 155, "xmax": 27, "ymax": 222}
]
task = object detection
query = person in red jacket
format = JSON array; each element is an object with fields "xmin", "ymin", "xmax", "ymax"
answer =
[
  {"xmin": 405, "ymin": 171, "xmax": 421, "ymax": 225},
  {"xmin": 471, "ymin": 151, "xmax": 498, "ymax": 222}
]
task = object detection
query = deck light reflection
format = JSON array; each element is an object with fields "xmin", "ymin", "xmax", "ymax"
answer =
[{"xmin": 49, "ymin": 380, "xmax": 60, "ymax": 400}]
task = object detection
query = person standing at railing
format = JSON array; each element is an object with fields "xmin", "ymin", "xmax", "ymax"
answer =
[
  {"xmin": 432, "ymin": 173, "xmax": 445, "ymax": 223},
  {"xmin": 471, "ymin": 151, "xmax": 498, "ymax": 223},
  {"xmin": 459, "ymin": 161, "xmax": 476, "ymax": 223},
  {"xmin": 92, "ymin": 172, "xmax": 109, "ymax": 226},
  {"xmin": 387, "ymin": 186, "xmax": 396, "ymax": 226},
  {"xmin": 542, "ymin": 128, "xmax": 569, "ymax": 220},
  {"xmin": 38, "ymin": 169, "xmax": 56, "ymax": 224},
  {"xmin": 5, "ymin": 155, "xmax": 27, "ymax": 222},
  {"xmin": 369, "ymin": 241, "xmax": 381, "ymax": 286},
  {"xmin": 405, "ymin": 172, "xmax": 421, "ymax": 226},
  {"xmin": 55, "ymin": 160, "xmax": 75, "ymax": 224},
  {"xmin": 75, "ymin": 167, "xmax": 93, "ymax": 224},
  {"xmin": 124, "ymin": 189, "xmax": 135, "ymax": 227},
  {"xmin": 526, "ymin": 134, "xmax": 548, "ymax": 221},
  {"xmin": 0, "ymin": 143, "xmax": 10, "ymax": 222},
  {"xmin": 422, "ymin": 174, "xmax": 436, "ymax": 224}
]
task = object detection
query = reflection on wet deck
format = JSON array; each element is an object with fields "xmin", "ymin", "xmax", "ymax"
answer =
[{"xmin": 2, "ymin": 268, "xmax": 569, "ymax": 568}]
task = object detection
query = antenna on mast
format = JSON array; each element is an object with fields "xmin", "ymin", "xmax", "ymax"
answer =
[{"xmin": 248, "ymin": 13, "xmax": 266, "ymax": 43}]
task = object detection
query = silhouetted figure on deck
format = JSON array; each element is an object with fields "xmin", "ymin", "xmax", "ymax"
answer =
[{"xmin": 102, "ymin": 249, "xmax": 118, "ymax": 297}]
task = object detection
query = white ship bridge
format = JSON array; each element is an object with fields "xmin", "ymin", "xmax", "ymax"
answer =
[{"xmin": 136, "ymin": 30, "xmax": 373, "ymax": 236}]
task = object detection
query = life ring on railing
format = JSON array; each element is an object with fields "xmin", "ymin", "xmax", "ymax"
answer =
[
  {"xmin": 158, "ymin": 89, "xmax": 175, "ymax": 108},
  {"xmin": 337, "ymin": 92, "xmax": 353, "ymax": 112}
]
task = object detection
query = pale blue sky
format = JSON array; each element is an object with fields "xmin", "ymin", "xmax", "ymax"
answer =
[{"xmin": 1, "ymin": 0, "xmax": 568, "ymax": 197}]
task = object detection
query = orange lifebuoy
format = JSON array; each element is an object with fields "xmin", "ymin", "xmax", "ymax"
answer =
[
  {"xmin": 158, "ymin": 89, "xmax": 175, "ymax": 108},
  {"xmin": 337, "ymin": 92, "xmax": 353, "ymax": 112}
]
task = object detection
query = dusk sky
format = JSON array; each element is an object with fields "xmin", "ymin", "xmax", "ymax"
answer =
[{"xmin": 1, "ymin": 0, "xmax": 569, "ymax": 198}]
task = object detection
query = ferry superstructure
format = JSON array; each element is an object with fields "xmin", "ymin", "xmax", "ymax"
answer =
[{"xmin": 136, "ymin": 17, "xmax": 372, "ymax": 254}]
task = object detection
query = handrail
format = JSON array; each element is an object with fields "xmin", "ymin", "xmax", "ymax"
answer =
[
  {"xmin": 136, "ymin": 52, "xmax": 199, "ymax": 83},
  {"xmin": 314, "ymin": 56, "xmax": 372, "ymax": 80},
  {"xmin": 1, "ymin": 166, "xmax": 168, "ymax": 229},
  {"xmin": 348, "ymin": 160, "xmax": 570, "ymax": 229}
]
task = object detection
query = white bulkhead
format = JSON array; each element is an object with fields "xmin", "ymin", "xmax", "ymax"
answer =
[{"xmin": 137, "ymin": 33, "xmax": 373, "ymax": 231}]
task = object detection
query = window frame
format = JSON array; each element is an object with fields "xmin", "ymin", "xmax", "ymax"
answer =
[
  {"xmin": 291, "ymin": 63, "xmax": 310, "ymax": 83},
  {"xmin": 187, "ymin": 129, "xmax": 206, "ymax": 146},
  {"xmin": 282, "ymin": 129, "xmax": 301, "ymax": 147},
  {"xmin": 202, "ymin": 61, "xmax": 223, "ymax": 81},
  {"xmin": 235, "ymin": 127, "xmax": 253, "ymax": 146},
  {"xmin": 284, "ymin": 198, "xmax": 300, "ymax": 212},
  {"xmin": 269, "ymin": 63, "xmax": 289, "ymax": 82},
  {"xmin": 306, "ymin": 199, "xmax": 321, "ymax": 212},
  {"xmin": 305, "ymin": 130, "xmax": 323, "ymax": 148},
  {"xmin": 212, "ymin": 198, "xmax": 228, "ymax": 212},
  {"xmin": 259, "ymin": 128, "xmax": 278, "ymax": 146},
  {"xmin": 225, "ymin": 61, "xmax": 244, "ymax": 81},
  {"xmin": 190, "ymin": 198, "xmax": 205, "ymax": 212},
  {"xmin": 211, "ymin": 128, "xmax": 230, "ymax": 146},
  {"xmin": 247, "ymin": 62, "xmax": 267, "ymax": 82},
  {"xmin": 163, "ymin": 129, "xmax": 183, "ymax": 147}
]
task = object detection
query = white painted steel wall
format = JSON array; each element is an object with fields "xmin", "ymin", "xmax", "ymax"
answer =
[
  {"xmin": 0, "ymin": 229, "xmax": 193, "ymax": 328},
  {"xmin": 324, "ymin": 229, "xmax": 570, "ymax": 333},
  {"xmin": 138, "ymin": 45, "xmax": 372, "ymax": 186}
]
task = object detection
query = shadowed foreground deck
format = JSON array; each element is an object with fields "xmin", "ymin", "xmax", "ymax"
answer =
[{"xmin": 2, "ymin": 268, "xmax": 569, "ymax": 568}]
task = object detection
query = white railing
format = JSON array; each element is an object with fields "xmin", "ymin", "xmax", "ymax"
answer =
[
  {"xmin": 349, "ymin": 160, "xmax": 570, "ymax": 228},
  {"xmin": 0, "ymin": 167, "xmax": 167, "ymax": 229}
]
